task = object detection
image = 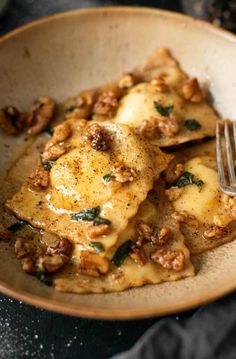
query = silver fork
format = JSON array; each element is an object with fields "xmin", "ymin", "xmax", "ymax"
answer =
[{"xmin": 216, "ymin": 120, "xmax": 236, "ymax": 196}]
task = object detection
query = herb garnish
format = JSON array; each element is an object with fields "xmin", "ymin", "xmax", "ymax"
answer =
[
  {"xmin": 71, "ymin": 207, "xmax": 100, "ymax": 222},
  {"xmin": 151, "ymin": 225, "xmax": 158, "ymax": 241},
  {"xmin": 90, "ymin": 242, "xmax": 105, "ymax": 253},
  {"xmin": 7, "ymin": 220, "xmax": 26, "ymax": 233},
  {"xmin": 103, "ymin": 173, "xmax": 115, "ymax": 183},
  {"xmin": 112, "ymin": 240, "xmax": 133, "ymax": 267},
  {"xmin": 65, "ymin": 103, "xmax": 84, "ymax": 113},
  {"xmin": 154, "ymin": 102, "xmax": 174, "ymax": 116},
  {"xmin": 184, "ymin": 119, "xmax": 202, "ymax": 131},
  {"xmin": 36, "ymin": 271, "xmax": 53, "ymax": 286},
  {"xmin": 70, "ymin": 206, "xmax": 111, "ymax": 226},
  {"xmin": 44, "ymin": 126, "xmax": 54, "ymax": 136},
  {"xmin": 173, "ymin": 171, "xmax": 204, "ymax": 189},
  {"xmin": 93, "ymin": 217, "xmax": 111, "ymax": 226},
  {"xmin": 42, "ymin": 160, "xmax": 55, "ymax": 171}
]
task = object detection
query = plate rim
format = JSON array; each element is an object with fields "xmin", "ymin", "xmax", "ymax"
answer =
[{"xmin": 1, "ymin": 6, "xmax": 236, "ymax": 319}]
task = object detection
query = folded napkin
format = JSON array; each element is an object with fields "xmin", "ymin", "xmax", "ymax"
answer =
[{"xmin": 112, "ymin": 292, "xmax": 236, "ymax": 359}]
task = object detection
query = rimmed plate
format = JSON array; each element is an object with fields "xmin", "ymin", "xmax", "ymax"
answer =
[{"xmin": 0, "ymin": 6, "xmax": 236, "ymax": 319}]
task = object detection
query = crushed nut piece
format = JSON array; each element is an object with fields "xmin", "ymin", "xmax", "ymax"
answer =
[
  {"xmin": 65, "ymin": 90, "xmax": 97, "ymax": 119},
  {"xmin": 93, "ymin": 91, "xmax": 118, "ymax": 117},
  {"xmin": 46, "ymin": 237, "xmax": 72, "ymax": 256},
  {"xmin": 21, "ymin": 257, "xmax": 36, "ymax": 274},
  {"xmin": 153, "ymin": 227, "xmax": 171, "ymax": 246},
  {"xmin": 165, "ymin": 187, "xmax": 184, "ymax": 201},
  {"xmin": 151, "ymin": 76, "xmax": 169, "ymax": 93},
  {"xmin": 38, "ymin": 254, "xmax": 69, "ymax": 273},
  {"xmin": 42, "ymin": 143, "xmax": 67, "ymax": 162},
  {"xmin": 87, "ymin": 224, "xmax": 111, "ymax": 238},
  {"xmin": 118, "ymin": 73, "xmax": 136, "ymax": 89},
  {"xmin": 50, "ymin": 121, "xmax": 71, "ymax": 145},
  {"xmin": 151, "ymin": 249, "xmax": 185, "ymax": 272},
  {"xmin": 164, "ymin": 163, "xmax": 184, "ymax": 183},
  {"xmin": 156, "ymin": 114, "xmax": 179, "ymax": 137},
  {"xmin": 181, "ymin": 78, "xmax": 205, "ymax": 103},
  {"xmin": 203, "ymin": 226, "xmax": 224, "ymax": 239},
  {"xmin": 112, "ymin": 163, "xmax": 137, "ymax": 183},
  {"xmin": 136, "ymin": 222, "xmax": 152, "ymax": 245},
  {"xmin": 85, "ymin": 123, "xmax": 110, "ymax": 151},
  {"xmin": 14, "ymin": 237, "xmax": 31, "ymax": 259},
  {"xmin": 79, "ymin": 251, "xmax": 110, "ymax": 277},
  {"xmin": 29, "ymin": 166, "xmax": 49, "ymax": 190},
  {"xmin": 0, "ymin": 227, "xmax": 11, "ymax": 242},
  {"xmin": 139, "ymin": 115, "xmax": 179, "ymax": 139},
  {"xmin": 130, "ymin": 245, "xmax": 146, "ymax": 266},
  {"xmin": 0, "ymin": 106, "xmax": 27, "ymax": 135},
  {"xmin": 172, "ymin": 211, "xmax": 199, "ymax": 228},
  {"xmin": 27, "ymin": 96, "xmax": 56, "ymax": 135}
]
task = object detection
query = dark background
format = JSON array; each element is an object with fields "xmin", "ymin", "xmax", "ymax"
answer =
[{"xmin": 0, "ymin": 1, "xmax": 235, "ymax": 359}]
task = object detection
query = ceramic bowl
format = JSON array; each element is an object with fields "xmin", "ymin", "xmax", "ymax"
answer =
[{"xmin": 1, "ymin": 7, "xmax": 236, "ymax": 319}]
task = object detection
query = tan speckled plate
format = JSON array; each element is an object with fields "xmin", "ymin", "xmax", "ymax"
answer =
[{"xmin": 1, "ymin": 7, "xmax": 236, "ymax": 319}]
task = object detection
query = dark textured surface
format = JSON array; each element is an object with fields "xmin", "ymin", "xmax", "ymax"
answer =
[{"xmin": 0, "ymin": 1, "xmax": 236, "ymax": 359}]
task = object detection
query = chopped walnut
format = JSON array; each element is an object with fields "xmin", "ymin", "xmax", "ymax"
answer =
[
  {"xmin": 181, "ymin": 78, "xmax": 205, "ymax": 103},
  {"xmin": 172, "ymin": 211, "xmax": 199, "ymax": 228},
  {"xmin": 118, "ymin": 73, "xmax": 136, "ymax": 89},
  {"xmin": 79, "ymin": 251, "xmax": 109, "ymax": 277},
  {"xmin": 139, "ymin": 115, "xmax": 179, "ymax": 139},
  {"xmin": 21, "ymin": 257, "xmax": 36, "ymax": 274},
  {"xmin": 65, "ymin": 90, "xmax": 97, "ymax": 119},
  {"xmin": 164, "ymin": 163, "xmax": 184, "ymax": 184},
  {"xmin": 130, "ymin": 245, "xmax": 147, "ymax": 266},
  {"xmin": 14, "ymin": 237, "xmax": 31, "ymax": 259},
  {"xmin": 151, "ymin": 76, "xmax": 169, "ymax": 93},
  {"xmin": 50, "ymin": 121, "xmax": 71, "ymax": 145},
  {"xmin": 0, "ymin": 106, "xmax": 27, "ymax": 135},
  {"xmin": 87, "ymin": 224, "xmax": 111, "ymax": 238},
  {"xmin": 85, "ymin": 123, "xmax": 110, "ymax": 151},
  {"xmin": 151, "ymin": 249, "xmax": 185, "ymax": 272},
  {"xmin": 0, "ymin": 227, "xmax": 11, "ymax": 242},
  {"xmin": 38, "ymin": 254, "xmax": 69, "ymax": 273},
  {"xmin": 152, "ymin": 227, "xmax": 171, "ymax": 246},
  {"xmin": 27, "ymin": 96, "xmax": 56, "ymax": 135},
  {"xmin": 156, "ymin": 114, "xmax": 180, "ymax": 137},
  {"xmin": 203, "ymin": 226, "xmax": 224, "ymax": 239},
  {"xmin": 93, "ymin": 91, "xmax": 118, "ymax": 118},
  {"xmin": 136, "ymin": 222, "xmax": 152, "ymax": 245},
  {"xmin": 29, "ymin": 166, "xmax": 49, "ymax": 190},
  {"xmin": 165, "ymin": 187, "xmax": 184, "ymax": 201},
  {"xmin": 46, "ymin": 237, "xmax": 72, "ymax": 256},
  {"xmin": 112, "ymin": 163, "xmax": 137, "ymax": 183},
  {"xmin": 42, "ymin": 143, "xmax": 67, "ymax": 162}
]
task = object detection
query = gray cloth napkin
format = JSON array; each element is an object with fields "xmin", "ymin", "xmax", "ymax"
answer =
[{"xmin": 111, "ymin": 292, "xmax": 236, "ymax": 359}]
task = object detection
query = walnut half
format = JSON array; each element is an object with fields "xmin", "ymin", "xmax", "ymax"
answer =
[
  {"xmin": 85, "ymin": 123, "xmax": 110, "ymax": 151},
  {"xmin": 79, "ymin": 251, "xmax": 110, "ymax": 277},
  {"xmin": 27, "ymin": 96, "xmax": 56, "ymax": 135}
]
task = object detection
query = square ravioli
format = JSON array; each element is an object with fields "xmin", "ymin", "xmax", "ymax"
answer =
[{"xmin": 6, "ymin": 120, "xmax": 171, "ymax": 252}]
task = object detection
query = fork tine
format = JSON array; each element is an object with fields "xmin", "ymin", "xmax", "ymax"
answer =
[
  {"xmin": 216, "ymin": 121, "xmax": 226, "ymax": 187},
  {"xmin": 224, "ymin": 120, "xmax": 236, "ymax": 186}
]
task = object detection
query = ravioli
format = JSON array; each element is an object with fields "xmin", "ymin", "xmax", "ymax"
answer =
[
  {"xmin": 6, "ymin": 120, "xmax": 170, "ymax": 252},
  {"xmin": 55, "ymin": 197, "xmax": 194, "ymax": 294},
  {"xmin": 165, "ymin": 140, "xmax": 236, "ymax": 255},
  {"xmin": 114, "ymin": 79, "xmax": 219, "ymax": 147}
]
